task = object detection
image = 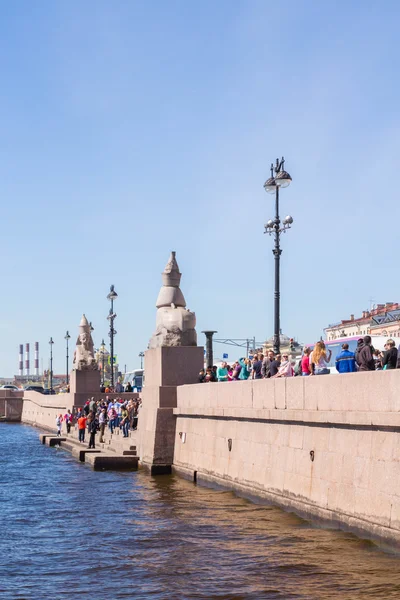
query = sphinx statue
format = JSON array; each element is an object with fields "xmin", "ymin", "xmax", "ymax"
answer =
[
  {"xmin": 73, "ymin": 314, "xmax": 98, "ymax": 371},
  {"xmin": 148, "ymin": 251, "xmax": 197, "ymax": 348}
]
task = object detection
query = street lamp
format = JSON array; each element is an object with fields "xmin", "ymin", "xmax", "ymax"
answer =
[
  {"xmin": 49, "ymin": 337, "xmax": 54, "ymax": 392},
  {"xmin": 101, "ymin": 339, "xmax": 106, "ymax": 386},
  {"xmin": 264, "ymin": 157, "xmax": 293, "ymax": 355},
  {"xmin": 64, "ymin": 331, "xmax": 70, "ymax": 385},
  {"xmin": 139, "ymin": 351, "xmax": 144, "ymax": 370},
  {"xmin": 107, "ymin": 284, "xmax": 118, "ymax": 388}
]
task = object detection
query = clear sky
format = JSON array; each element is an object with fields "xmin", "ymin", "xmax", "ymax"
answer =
[{"xmin": 1, "ymin": 0, "xmax": 400, "ymax": 376}]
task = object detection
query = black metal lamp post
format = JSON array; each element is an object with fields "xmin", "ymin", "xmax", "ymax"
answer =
[
  {"xmin": 107, "ymin": 285, "xmax": 118, "ymax": 388},
  {"xmin": 49, "ymin": 337, "xmax": 54, "ymax": 392},
  {"xmin": 264, "ymin": 157, "xmax": 293, "ymax": 355},
  {"xmin": 64, "ymin": 331, "xmax": 70, "ymax": 385},
  {"xmin": 139, "ymin": 351, "xmax": 144, "ymax": 370},
  {"xmin": 101, "ymin": 339, "xmax": 106, "ymax": 386}
]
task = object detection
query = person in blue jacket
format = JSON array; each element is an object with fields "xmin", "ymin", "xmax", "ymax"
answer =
[{"xmin": 335, "ymin": 343, "xmax": 357, "ymax": 373}]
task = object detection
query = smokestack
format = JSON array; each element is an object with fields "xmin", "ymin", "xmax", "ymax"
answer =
[
  {"xmin": 25, "ymin": 343, "xmax": 30, "ymax": 376},
  {"xmin": 34, "ymin": 342, "xmax": 39, "ymax": 376},
  {"xmin": 19, "ymin": 344, "xmax": 23, "ymax": 376}
]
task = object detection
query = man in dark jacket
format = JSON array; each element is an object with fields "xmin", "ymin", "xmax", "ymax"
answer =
[
  {"xmin": 355, "ymin": 336, "xmax": 375, "ymax": 371},
  {"xmin": 262, "ymin": 350, "xmax": 275, "ymax": 378},
  {"xmin": 382, "ymin": 339, "xmax": 397, "ymax": 369},
  {"xmin": 87, "ymin": 413, "xmax": 99, "ymax": 449}
]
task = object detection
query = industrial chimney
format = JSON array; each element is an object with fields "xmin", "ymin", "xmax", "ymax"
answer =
[
  {"xmin": 19, "ymin": 345, "xmax": 23, "ymax": 376},
  {"xmin": 25, "ymin": 343, "xmax": 30, "ymax": 376},
  {"xmin": 34, "ymin": 342, "xmax": 39, "ymax": 376}
]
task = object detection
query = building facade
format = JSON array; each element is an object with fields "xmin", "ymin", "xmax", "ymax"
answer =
[{"xmin": 325, "ymin": 303, "xmax": 400, "ymax": 341}]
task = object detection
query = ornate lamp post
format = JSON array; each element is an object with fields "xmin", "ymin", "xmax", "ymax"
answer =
[
  {"xmin": 107, "ymin": 285, "xmax": 118, "ymax": 388},
  {"xmin": 49, "ymin": 337, "xmax": 54, "ymax": 392},
  {"xmin": 264, "ymin": 157, "xmax": 293, "ymax": 355},
  {"xmin": 64, "ymin": 331, "xmax": 70, "ymax": 385},
  {"xmin": 139, "ymin": 351, "xmax": 144, "ymax": 370}
]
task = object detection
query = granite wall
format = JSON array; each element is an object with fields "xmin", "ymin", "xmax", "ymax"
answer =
[
  {"xmin": 0, "ymin": 390, "xmax": 23, "ymax": 421},
  {"xmin": 21, "ymin": 391, "xmax": 69, "ymax": 430}
]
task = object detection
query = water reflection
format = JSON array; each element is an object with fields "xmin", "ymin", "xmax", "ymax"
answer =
[{"xmin": 130, "ymin": 474, "xmax": 400, "ymax": 599}]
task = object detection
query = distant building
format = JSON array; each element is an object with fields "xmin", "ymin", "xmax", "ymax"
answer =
[
  {"xmin": 94, "ymin": 342, "xmax": 119, "ymax": 384},
  {"xmin": 325, "ymin": 303, "xmax": 400, "ymax": 340},
  {"xmin": 263, "ymin": 333, "xmax": 301, "ymax": 355}
]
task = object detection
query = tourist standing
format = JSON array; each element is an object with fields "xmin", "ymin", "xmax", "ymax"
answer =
[
  {"xmin": 121, "ymin": 405, "xmax": 129, "ymax": 438},
  {"xmin": 355, "ymin": 336, "xmax": 375, "ymax": 371},
  {"xmin": 217, "ymin": 362, "xmax": 229, "ymax": 382},
  {"xmin": 231, "ymin": 361, "xmax": 242, "ymax": 380},
  {"xmin": 64, "ymin": 409, "xmax": 73, "ymax": 433},
  {"xmin": 269, "ymin": 355, "xmax": 281, "ymax": 377},
  {"xmin": 238, "ymin": 358, "xmax": 251, "ymax": 380},
  {"xmin": 382, "ymin": 339, "xmax": 398, "ymax": 370},
  {"xmin": 204, "ymin": 368, "xmax": 213, "ymax": 382},
  {"xmin": 89, "ymin": 397, "xmax": 96, "ymax": 413},
  {"xmin": 373, "ymin": 349, "xmax": 383, "ymax": 370},
  {"xmin": 301, "ymin": 348, "xmax": 311, "ymax": 376},
  {"xmin": 77, "ymin": 414, "xmax": 87, "ymax": 443},
  {"xmin": 251, "ymin": 355, "xmax": 263, "ymax": 380},
  {"xmin": 273, "ymin": 354, "xmax": 293, "ymax": 378},
  {"xmin": 131, "ymin": 402, "xmax": 139, "ymax": 430},
  {"xmin": 108, "ymin": 405, "xmax": 117, "ymax": 433},
  {"xmin": 310, "ymin": 341, "xmax": 331, "ymax": 375},
  {"xmin": 114, "ymin": 398, "xmax": 122, "ymax": 427},
  {"xmin": 261, "ymin": 350, "xmax": 275, "ymax": 378},
  {"xmin": 55, "ymin": 414, "xmax": 62, "ymax": 436},
  {"xmin": 99, "ymin": 408, "xmax": 106, "ymax": 443},
  {"xmin": 335, "ymin": 343, "xmax": 357, "ymax": 373},
  {"xmin": 87, "ymin": 413, "xmax": 98, "ymax": 449}
]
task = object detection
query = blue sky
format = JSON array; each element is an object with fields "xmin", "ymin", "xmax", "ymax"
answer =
[{"xmin": 1, "ymin": 0, "xmax": 400, "ymax": 376}]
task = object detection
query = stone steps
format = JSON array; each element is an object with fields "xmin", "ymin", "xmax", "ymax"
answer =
[
  {"xmin": 99, "ymin": 442, "xmax": 137, "ymax": 454},
  {"xmin": 45, "ymin": 436, "xmax": 66, "ymax": 447},
  {"xmin": 84, "ymin": 452, "xmax": 138, "ymax": 471},
  {"xmin": 40, "ymin": 432, "xmax": 138, "ymax": 471}
]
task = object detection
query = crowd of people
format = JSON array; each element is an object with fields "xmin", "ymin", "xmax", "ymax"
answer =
[
  {"xmin": 198, "ymin": 336, "xmax": 400, "ymax": 382},
  {"xmin": 55, "ymin": 396, "xmax": 142, "ymax": 449},
  {"xmin": 99, "ymin": 381, "xmax": 140, "ymax": 393}
]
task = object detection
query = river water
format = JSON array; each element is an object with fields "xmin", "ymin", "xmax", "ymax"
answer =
[{"xmin": 2, "ymin": 424, "xmax": 400, "ymax": 599}]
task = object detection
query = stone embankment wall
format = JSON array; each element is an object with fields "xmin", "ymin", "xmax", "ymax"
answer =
[
  {"xmin": 0, "ymin": 390, "xmax": 23, "ymax": 421},
  {"xmin": 22, "ymin": 392, "xmax": 69, "ymax": 430},
  {"xmin": 173, "ymin": 370, "xmax": 400, "ymax": 546}
]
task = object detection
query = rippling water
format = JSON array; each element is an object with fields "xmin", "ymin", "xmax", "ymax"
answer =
[{"xmin": 2, "ymin": 423, "xmax": 400, "ymax": 599}]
